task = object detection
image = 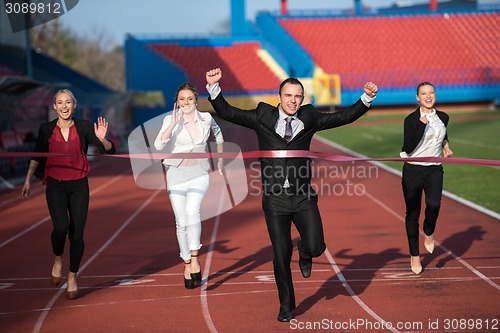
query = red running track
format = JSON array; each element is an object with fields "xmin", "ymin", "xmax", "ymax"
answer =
[{"xmin": 0, "ymin": 122, "xmax": 499, "ymax": 333}]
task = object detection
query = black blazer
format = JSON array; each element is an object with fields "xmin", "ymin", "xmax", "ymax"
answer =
[
  {"xmin": 209, "ymin": 94, "xmax": 371, "ymax": 194},
  {"xmin": 33, "ymin": 118, "xmax": 116, "ymax": 178},
  {"xmin": 402, "ymin": 108, "xmax": 449, "ymax": 155}
]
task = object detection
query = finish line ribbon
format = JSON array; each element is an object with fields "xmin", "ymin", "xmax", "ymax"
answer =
[{"xmin": 1, "ymin": 150, "xmax": 499, "ymax": 167}]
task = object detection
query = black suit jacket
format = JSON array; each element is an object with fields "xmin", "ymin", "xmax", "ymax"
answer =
[
  {"xmin": 209, "ymin": 93, "xmax": 371, "ymax": 194},
  {"xmin": 402, "ymin": 108, "xmax": 449, "ymax": 155},
  {"xmin": 32, "ymin": 118, "xmax": 116, "ymax": 178}
]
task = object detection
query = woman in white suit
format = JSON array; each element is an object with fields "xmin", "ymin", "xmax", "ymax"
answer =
[{"xmin": 155, "ymin": 83, "xmax": 224, "ymax": 289}]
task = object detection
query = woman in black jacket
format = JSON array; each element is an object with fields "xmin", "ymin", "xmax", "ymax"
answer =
[
  {"xmin": 21, "ymin": 89, "xmax": 115, "ymax": 299},
  {"xmin": 401, "ymin": 82, "xmax": 453, "ymax": 274}
]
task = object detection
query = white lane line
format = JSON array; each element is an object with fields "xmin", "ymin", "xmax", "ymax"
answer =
[
  {"xmin": 0, "ymin": 215, "xmax": 52, "ymax": 250},
  {"xmin": 0, "ymin": 173, "xmax": 126, "ymax": 250},
  {"xmin": 452, "ymin": 137, "xmax": 500, "ymax": 151},
  {"xmin": 0, "ymin": 186, "xmax": 44, "ymax": 208},
  {"xmin": 0, "ymin": 159, "xmax": 114, "ymax": 209},
  {"xmin": 5, "ymin": 274, "xmax": 498, "ymax": 301},
  {"xmin": 324, "ymin": 248, "xmax": 401, "ymax": 333},
  {"xmin": 362, "ymin": 189, "xmax": 500, "ymax": 291},
  {"xmin": 432, "ymin": 243, "xmax": 500, "ymax": 291},
  {"xmin": 2, "ymin": 293, "xmax": 212, "ymax": 316},
  {"xmin": 314, "ymin": 136, "xmax": 500, "ymax": 288},
  {"xmin": 361, "ymin": 133, "xmax": 383, "ymax": 141},
  {"xmin": 199, "ymin": 195, "xmax": 227, "ymax": 333},
  {"xmin": 314, "ymin": 135, "xmax": 500, "ymax": 220},
  {"xmin": 7, "ymin": 269, "xmax": 497, "ymax": 287},
  {"xmin": 370, "ymin": 126, "xmax": 402, "ymax": 134},
  {"xmin": 0, "ymin": 273, "xmax": 191, "ymax": 282},
  {"xmin": 312, "ymin": 136, "xmax": 500, "ymax": 325},
  {"xmin": 3, "ymin": 289, "xmax": 282, "ymax": 317},
  {"xmin": 32, "ymin": 189, "xmax": 162, "ymax": 333},
  {"xmin": 2, "ymin": 266, "xmax": 479, "ymax": 283}
]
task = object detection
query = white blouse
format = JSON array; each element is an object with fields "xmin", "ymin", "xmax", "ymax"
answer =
[
  {"xmin": 402, "ymin": 109, "xmax": 446, "ymax": 166},
  {"xmin": 154, "ymin": 110, "xmax": 224, "ymax": 170}
]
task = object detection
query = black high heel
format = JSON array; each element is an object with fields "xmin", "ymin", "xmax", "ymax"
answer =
[
  {"xmin": 184, "ymin": 260, "xmax": 194, "ymax": 289},
  {"xmin": 190, "ymin": 254, "xmax": 202, "ymax": 284}
]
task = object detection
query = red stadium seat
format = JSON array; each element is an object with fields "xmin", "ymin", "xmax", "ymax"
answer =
[
  {"xmin": 149, "ymin": 42, "xmax": 281, "ymax": 93},
  {"xmin": 279, "ymin": 12, "xmax": 500, "ymax": 89}
]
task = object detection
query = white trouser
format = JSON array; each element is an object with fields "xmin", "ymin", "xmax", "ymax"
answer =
[{"xmin": 166, "ymin": 165, "xmax": 209, "ymax": 261}]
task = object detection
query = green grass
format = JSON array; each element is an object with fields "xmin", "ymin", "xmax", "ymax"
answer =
[{"xmin": 317, "ymin": 110, "xmax": 500, "ymax": 213}]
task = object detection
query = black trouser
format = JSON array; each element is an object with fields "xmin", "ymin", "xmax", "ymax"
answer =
[
  {"xmin": 46, "ymin": 176, "xmax": 89, "ymax": 273},
  {"xmin": 262, "ymin": 189, "xmax": 326, "ymax": 312},
  {"xmin": 402, "ymin": 163, "xmax": 443, "ymax": 256}
]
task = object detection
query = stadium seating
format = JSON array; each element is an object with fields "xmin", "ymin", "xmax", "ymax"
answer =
[
  {"xmin": 0, "ymin": 131, "xmax": 23, "ymax": 150},
  {"xmin": 279, "ymin": 12, "xmax": 500, "ymax": 89},
  {"xmin": 0, "ymin": 130, "xmax": 35, "ymax": 178},
  {"xmin": 149, "ymin": 42, "xmax": 281, "ymax": 93},
  {"xmin": 0, "ymin": 64, "xmax": 22, "ymax": 77}
]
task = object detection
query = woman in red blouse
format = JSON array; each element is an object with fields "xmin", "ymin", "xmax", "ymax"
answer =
[{"xmin": 21, "ymin": 89, "xmax": 115, "ymax": 299}]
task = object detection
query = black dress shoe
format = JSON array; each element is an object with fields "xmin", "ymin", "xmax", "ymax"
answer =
[
  {"xmin": 299, "ymin": 257, "xmax": 312, "ymax": 278},
  {"xmin": 277, "ymin": 310, "xmax": 294, "ymax": 322}
]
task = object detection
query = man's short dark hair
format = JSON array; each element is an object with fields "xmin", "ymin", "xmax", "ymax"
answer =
[{"xmin": 279, "ymin": 78, "xmax": 304, "ymax": 95}]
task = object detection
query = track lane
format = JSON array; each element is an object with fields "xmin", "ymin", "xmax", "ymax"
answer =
[{"xmin": 0, "ymin": 122, "xmax": 498, "ymax": 333}]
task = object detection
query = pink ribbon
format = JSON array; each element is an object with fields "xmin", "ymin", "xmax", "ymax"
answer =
[{"xmin": 1, "ymin": 150, "xmax": 499, "ymax": 167}]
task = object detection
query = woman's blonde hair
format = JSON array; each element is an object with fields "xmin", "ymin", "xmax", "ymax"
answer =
[{"xmin": 53, "ymin": 89, "xmax": 77, "ymax": 105}]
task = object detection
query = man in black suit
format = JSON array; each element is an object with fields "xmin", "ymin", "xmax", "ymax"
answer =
[{"xmin": 206, "ymin": 68, "xmax": 378, "ymax": 322}]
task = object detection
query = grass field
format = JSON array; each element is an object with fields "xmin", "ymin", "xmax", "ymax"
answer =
[{"xmin": 317, "ymin": 109, "xmax": 500, "ymax": 214}]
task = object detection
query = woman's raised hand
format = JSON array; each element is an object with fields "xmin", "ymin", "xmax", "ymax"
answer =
[{"xmin": 94, "ymin": 117, "xmax": 108, "ymax": 141}]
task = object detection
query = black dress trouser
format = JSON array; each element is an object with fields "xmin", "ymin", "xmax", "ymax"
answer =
[
  {"xmin": 402, "ymin": 163, "xmax": 443, "ymax": 256},
  {"xmin": 45, "ymin": 176, "xmax": 89, "ymax": 273},
  {"xmin": 262, "ymin": 189, "xmax": 326, "ymax": 312}
]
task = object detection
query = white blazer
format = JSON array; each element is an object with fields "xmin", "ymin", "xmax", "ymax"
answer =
[{"xmin": 154, "ymin": 110, "xmax": 224, "ymax": 170}]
